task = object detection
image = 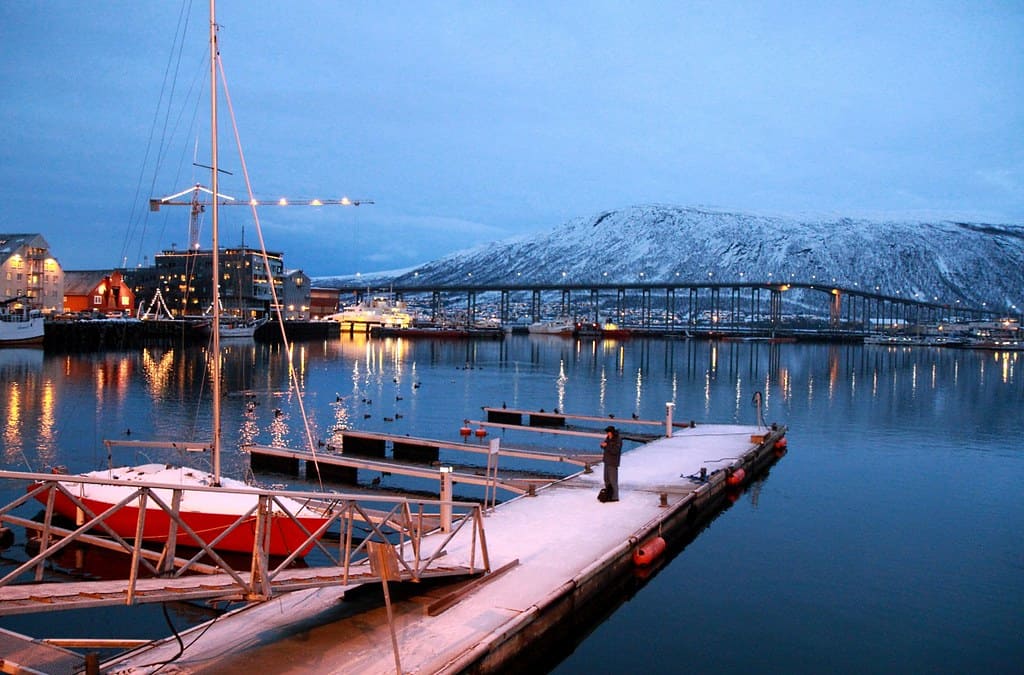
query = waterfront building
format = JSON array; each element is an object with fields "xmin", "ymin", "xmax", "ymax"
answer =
[
  {"xmin": 126, "ymin": 246, "xmax": 285, "ymax": 319},
  {"xmin": 63, "ymin": 270, "xmax": 136, "ymax": 316},
  {"xmin": 281, "ymin": 270, "xmax": 312, "ymax": 320},
  {"xmin": 0, "ymin": 233, "xmax": 64, "ymax": 314},
  {"xmin": 309, "ymin": 287, "xmax": 342, "ymax": 319}
]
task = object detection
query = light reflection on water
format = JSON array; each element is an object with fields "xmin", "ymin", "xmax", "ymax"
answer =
[{"xmin": 0, "ymin": 339, "xmax": 1021, "ymax": 672}]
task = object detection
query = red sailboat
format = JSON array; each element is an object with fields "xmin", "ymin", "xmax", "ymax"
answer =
[{"xmin": 36, "ymin": 1, "xmax": 332, "ymax": 557}]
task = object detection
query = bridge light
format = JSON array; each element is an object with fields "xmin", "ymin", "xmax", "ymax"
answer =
[
  {"xmin": 311, "ymin": 199, "xmax": 323, "ymax": 206},
  {"xmin": 341, "ymin": 197, "xmax": 352, "ymax": 206},
  {"xmin": 278, "ymin": 198, "xmax": 288, "ymax": 206}
]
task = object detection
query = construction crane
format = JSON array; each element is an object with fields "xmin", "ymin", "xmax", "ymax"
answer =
[{"xmin": 149, "ymin": 183, "xmax": 373, "ymax": 250}]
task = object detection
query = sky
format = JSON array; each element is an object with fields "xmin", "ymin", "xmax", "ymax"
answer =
[{"xmin": 1, "ymin": 1, "xmax": 1022, "ymax": 277}]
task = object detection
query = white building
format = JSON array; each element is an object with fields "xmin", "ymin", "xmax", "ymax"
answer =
[{"xmin": 0, "ymin": 234, "xmax": 64, "ymax": 314}]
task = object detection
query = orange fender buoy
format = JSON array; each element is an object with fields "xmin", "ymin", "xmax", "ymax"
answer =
[
  {"xmin": 633, "ymin": 536, "xmax": 666, "ymax": 567},
  {"xmin": 474, "ymin": 426, "xmax": 488, "ymax": 438},
  {"xmin": 459, "ymin": 426, "xmax": 471, "ymax": 438},
  {"xmin": 774, "ymin": 437, "xmax": 788, "ymax": 450},
  {"xmin": 726, "ymin": 467, "xmax": 746, "ymax": 486}
]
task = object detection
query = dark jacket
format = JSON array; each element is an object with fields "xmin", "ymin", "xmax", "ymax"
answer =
[{"xmin": 601, "ymin": 431, "xmax": 622, "ymax": 467}]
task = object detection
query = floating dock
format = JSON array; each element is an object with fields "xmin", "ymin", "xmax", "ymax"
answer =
[{"xmin": 102, "ymin": 420, "xmax": 786, "ymax": 674}]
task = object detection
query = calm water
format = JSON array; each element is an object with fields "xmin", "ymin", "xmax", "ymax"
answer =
[{"xmin": 1, "ymin": 336, "xmax": 1021, "ymax": 673}]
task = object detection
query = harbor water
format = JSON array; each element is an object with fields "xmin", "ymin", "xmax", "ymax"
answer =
[{"xmin": 0, "ymin": 336, "xmax": 1021, "ymax": 673}]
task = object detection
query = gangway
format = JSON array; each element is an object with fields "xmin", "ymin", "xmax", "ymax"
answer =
[{"xmin": 0, "ymin": 470, "xmax": 490, "ymax": 617}]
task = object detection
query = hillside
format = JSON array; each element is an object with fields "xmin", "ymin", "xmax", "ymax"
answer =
[{"xmin": 317, "ymin": 205, "xmax": 1024, "ymax": 311}]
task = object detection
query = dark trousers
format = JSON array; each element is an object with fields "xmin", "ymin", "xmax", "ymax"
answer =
[{"xmin": 603, "ymin": 464, "xmax": 619, "ymax": 500}]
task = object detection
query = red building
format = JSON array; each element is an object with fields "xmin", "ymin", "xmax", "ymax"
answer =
[
  {"xmin": 63, "ymin": 270, "xmax": 136, "ymax": 316},
  {"xmin": 309, "ymin": 287, "xmax": 341, "ymax": 319}
]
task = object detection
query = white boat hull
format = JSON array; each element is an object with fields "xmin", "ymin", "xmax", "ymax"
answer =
[{"xmin": 0, "ymin": 314, "xmax": 44, "ymax": 345}]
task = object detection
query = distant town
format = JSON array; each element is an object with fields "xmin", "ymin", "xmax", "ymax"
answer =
[{"xmin": 2, "ymin": 231, "xmax": 1021, "ymax": 352}]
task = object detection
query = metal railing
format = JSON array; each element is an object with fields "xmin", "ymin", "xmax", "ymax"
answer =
[{"xmin": 0, "ymin": 470, "xmax": 489, "ymax": 611}]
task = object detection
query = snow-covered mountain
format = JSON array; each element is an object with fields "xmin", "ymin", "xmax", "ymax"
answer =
[{"xmin": 318, "ymin": 205, "xmax": 1024, "ymax": 312}]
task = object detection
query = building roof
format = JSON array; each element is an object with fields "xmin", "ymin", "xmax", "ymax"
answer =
[
  {"xmin": 0, "ymin": 234, "xmax": 51, "ymax": 266},
  {"xmin": 63, "ymin": 270, "xmax": 116, "ymax": 296}
]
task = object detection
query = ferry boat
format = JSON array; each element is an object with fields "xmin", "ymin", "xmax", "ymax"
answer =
[{"xmin": 326, "ymin": 296, "xmax": 413, "ymax": 332}]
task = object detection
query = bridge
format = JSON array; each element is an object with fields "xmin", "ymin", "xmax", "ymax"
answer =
[{"xmin": 329, "ymin": 279, "xmax": 1014, "ymax": 332}]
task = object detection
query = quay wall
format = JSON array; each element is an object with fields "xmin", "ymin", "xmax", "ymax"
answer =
[
  {"xmin": 40, "ymin": 320, "xmax": 340, "ymax": 351},
  {"xmin": 253, "ymin": 320, "xmax": 339, "ymax": 342},
  {"xmin": 43, "ymin": 320, "xmax": 206, "ymax": 351},
  {"xmin": 448, "ymin": 427, "xmax": 787, "ymax": 675},
  {"xmin": 40, "ymin": 319, "xmax": 864, "ymax": 351}
]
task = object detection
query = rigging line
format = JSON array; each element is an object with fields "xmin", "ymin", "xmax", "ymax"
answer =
[
  {"xmin": 122, "ymin": 0, "xmax": 195, "ymax": 268},
  {"xmin": 150, "ymin": 45, "xmax": 208, "ymax": 257},
  {"xmin": 217, "ymin": 53, "xmax": 325, "ymax": 493},
  {"xmin": 154, "ymin": 67, "xmax": 206, "ymax": 251}
]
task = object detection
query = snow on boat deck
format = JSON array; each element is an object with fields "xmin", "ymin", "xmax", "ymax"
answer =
[{"xmin": 106, "ymin": 424, "xmax": 776, "ymax": 674}]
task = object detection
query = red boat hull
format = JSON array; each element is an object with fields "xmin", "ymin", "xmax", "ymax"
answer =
[{"xmin": 40, "ymin": 491, "xmax": 327, "ymax": 558}]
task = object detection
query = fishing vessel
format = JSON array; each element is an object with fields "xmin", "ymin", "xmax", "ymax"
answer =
[
  {"xmin": 0, "ymin": 297, "xmax": 45, "ymax": 346},
  {"xmin": 576, "ymin": 318, "xmax": 632, "ymax": 339},
  {"xmin": 35, "ymin": 1, "xmax": 332, "ymax": 556},
  {"xmin": 527, "ymin": 317, "xmax": 576, "ymax": 336}
]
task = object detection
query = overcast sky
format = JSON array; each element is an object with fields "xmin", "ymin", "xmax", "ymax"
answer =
[{"xmin": 1, "ymin": 1, "xmax": 1021, "ymax": 277}]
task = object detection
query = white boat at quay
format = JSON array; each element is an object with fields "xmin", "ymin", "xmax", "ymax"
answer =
[
  {"xmin": 0, "ymin": 297, "xmax": 44, "ymax": 346},
  {"xmin": 218, "ymin": 316, "xmax": 268, "ymax": 339},
  {"xmin": 326, "ymin": 296, "xmax": 412, "ymax": 332},
  {"xmin": 527, "ymin": 317, "xmax": 576, "ymax": 336}
]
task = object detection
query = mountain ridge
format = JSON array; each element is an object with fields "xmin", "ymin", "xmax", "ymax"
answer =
[{"xmin": 316, "ymin": 205, "xmax": 1024, "ymax": 312}]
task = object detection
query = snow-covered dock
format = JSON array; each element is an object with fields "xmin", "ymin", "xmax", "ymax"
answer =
[{"xmin": 104, "ymin": 422, "xmax": 786, "ymax": 674}]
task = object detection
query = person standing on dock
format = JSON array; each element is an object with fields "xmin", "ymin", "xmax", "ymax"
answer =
[{"xmin": 600, "ymin": 425, "xmax": 622, "ymax": 502}]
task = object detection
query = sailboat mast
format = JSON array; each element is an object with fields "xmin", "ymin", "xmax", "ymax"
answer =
[{"xmin": 210, "ymin": 0, "xmax": 222, "ymax": 485}]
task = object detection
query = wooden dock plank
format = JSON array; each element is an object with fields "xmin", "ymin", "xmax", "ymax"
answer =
[
  {"xmin": 0, "ymin": 561, "xmax": 483, "ymax": 617},
  {"xmin": 0, "ymin": 627, "xmax": 83, "ymax": 675}
]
